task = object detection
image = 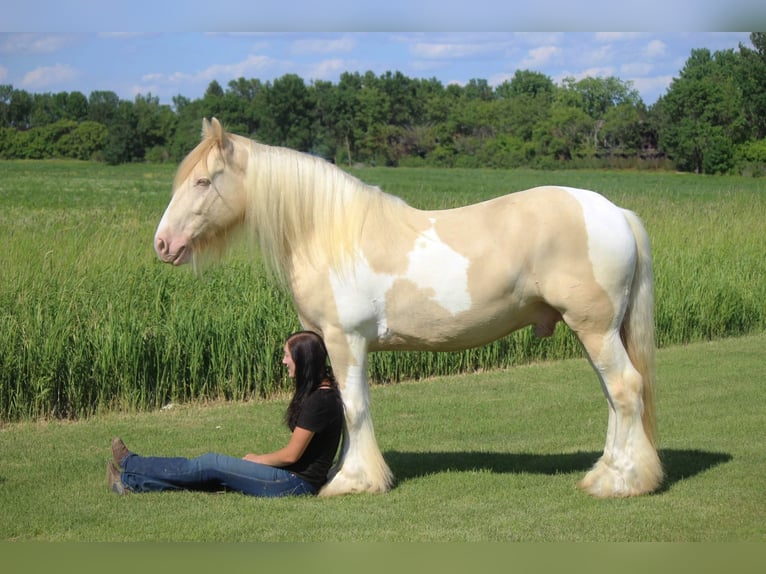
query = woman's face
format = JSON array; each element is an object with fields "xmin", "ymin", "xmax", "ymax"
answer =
[{"xmin": 282, "ymin": 343, "xmax": 296, "ymax": 378}]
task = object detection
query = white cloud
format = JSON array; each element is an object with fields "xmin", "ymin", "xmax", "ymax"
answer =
[
  {"xmin": 21, "ymin": 63, "xmax": 78, "ymax": 89},
  {"xmin": 131, "ymin": 83, "xmax": 159, "ymax": 99},
  {"xmin": 645, "ymin": 39, "xmax": 667, "ymax": 58},
  {"xmin": 410, "ymin": 59, "xmax": 447, "ymax": 73},
  {"xmin": 620, "ymin": 62, "xmax": 654, "ymax": 76},
  {"xmin": 629, "ymin": 74, "xmax": 675, "ymax": 100},
  {"xmin": 0, "ymin": 65, "xmax": 7, "ymax": 81},
  {"xmin": 595, "ymin": 33, "xmax": 645, "ymax": 42},
  {"xmin": 0, "ymin": 33, "xmax": 73, "ymax": 55},
  {"xmin": 512, "ymin": 32, "xmax": 564, "ymax": 48},
  {"xmin": 488, "ymin": 72, "xmax": 513, "ymax": 86},
  {"xmin": 581, "ymin": 66, "xmax": 616, "ymax": 78},
  {"xmin": 586, "ymin": 44, "xmax": 614, "ymax": 65},
  {"xmin": 149, "ymin": 54, "xmax": 277, "ymax": 88},
  {"xmin": 520, "ymin": 45, "xmax": 560, "ymax": 69},
  {"xmin": 553, "ymin": 66, "xmax": 615, "ymax": 85},
  {"xmin": 141, "ymin": 72, "xmax": 164, "ymax": 83},
  {"xmin": 98, "ymin": 32, "xmax": 151, "ymax": 40},
  {"xmin": 307, "ymin": 58, "xmax": 346, "ymax": 80},
  {"xmin": 290, "ymin": 36, "xmax": 355, "ymax": 55},
  {"xmin": 411, "ymin": 42, "xmax": 497, "ymax": 60},
  {"xmin": 197, "ymin": 55, "xmax": 275, "ymax": 82}
]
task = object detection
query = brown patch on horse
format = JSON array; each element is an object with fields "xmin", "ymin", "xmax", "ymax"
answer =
[{"xmin": 366, "ymin": 186, "xmax": 616, "ymax": 356}]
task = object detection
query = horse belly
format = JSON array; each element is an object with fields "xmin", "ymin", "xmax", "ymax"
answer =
[{"xmin": 370, "ymin": 282, "xmax": 542, "ymax": 351}]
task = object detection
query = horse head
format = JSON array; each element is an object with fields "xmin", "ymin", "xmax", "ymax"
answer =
[{"xmin": 154, "ymin": 118, "xmax": 248, "ymax": 266}]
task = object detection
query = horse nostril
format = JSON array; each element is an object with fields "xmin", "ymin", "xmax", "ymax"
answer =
[{"xmin": 155, "ymin": 236, "xmax": 168, "ymax": 254}]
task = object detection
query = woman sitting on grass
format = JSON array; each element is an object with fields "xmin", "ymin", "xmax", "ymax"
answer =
[{"xmin": 107, "ymin": 331, "xmax": 344, "ymax": 497}]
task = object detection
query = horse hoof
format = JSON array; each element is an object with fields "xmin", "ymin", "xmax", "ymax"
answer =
[
  {"xmin": 318, "ymin": 468, "xmax": 392, "ymax": 496},
  {"xmin": 578, "ymin": 457, "xmax": 662, "ymax": 498}
]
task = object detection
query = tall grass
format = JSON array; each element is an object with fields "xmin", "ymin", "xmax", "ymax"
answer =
[{"xmin": 1, "ymin": 161, "xmax": 764, "ymax": 421}]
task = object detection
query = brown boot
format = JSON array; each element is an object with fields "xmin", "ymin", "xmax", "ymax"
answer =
[
  {"xmin": 111, "ymin": 437, "xmax": 131, "ymax": 468},
  {"xmin": 106, "ymin": 461, "xmax": 127, "ymax": 495}
]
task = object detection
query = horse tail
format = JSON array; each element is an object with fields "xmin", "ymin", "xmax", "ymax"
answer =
[{"xmin": 621, "ymin": 209, "xmax": 658, "ymax": 448}]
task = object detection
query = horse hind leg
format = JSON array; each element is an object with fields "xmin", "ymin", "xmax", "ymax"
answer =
[{"xmin": 577, "ymin": 330, "xmax": 663, "ymax": 497}]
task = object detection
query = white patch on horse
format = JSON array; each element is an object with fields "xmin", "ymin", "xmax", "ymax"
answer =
[
  {"xmin": 560, "ymin": 187, "xmax": 636, "ymax": 307},
  {"xmin": 329, "ymin": 254, "xmax": 396, "ymax": 343},
  {"xmin": 405, "ymin": 219, "xmax": 472, "ymax": 315}
]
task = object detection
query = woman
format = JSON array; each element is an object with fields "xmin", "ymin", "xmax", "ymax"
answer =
[{"xmin": 106, "ymin": 331, "xmax": 344, "ymax": 497}]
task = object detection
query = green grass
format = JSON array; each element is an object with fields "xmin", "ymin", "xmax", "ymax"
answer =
[
  {"xmin": 1, "ymin": 160, "xmax": 765, "ymax": 420},
  {"xmin": 0, "ymin": 333, "xmax": 763, "ymax": 541}
]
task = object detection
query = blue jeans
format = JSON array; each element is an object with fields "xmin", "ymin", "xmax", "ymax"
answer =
[{"xmin": 120, "ymin": 452, "xmax": 315, "ymax": 497}]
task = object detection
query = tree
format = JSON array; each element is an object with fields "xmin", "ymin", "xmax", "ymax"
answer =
[
  {"xmin": 535, "ymin": 103, "xmax": 593, "ymax": 161},
  {"xmin": 224, "ymin": 77, "xmax": 263, "ymax": 135},
  {"xmin": 556, "ymin": 76, "xmax": 643, "ymax": 154},
  {"xmin": 509, "ymin": 96, "xmax": 551, "ymax": 143},
  {"xmin": 0, "ymin": 84, "xmax": 12, "ymax": 127},
  {"xmin": 738, "ymin": 33, "xmax": 766, "ymax": 140},
  {"xmin": 657, "ymin": 48, "xmax": 745, "ymax": 173},
  {"xmin": 352, "ymin": 72, "xmax": 390, "ymax": 163},
  {"xmin": 566, "ymin": 76, "xmax": 641, "ymax": 120},
  {"xmin": 412, "ymin": 77, "xmax": 447, "ymax": 125},
  {"xmin": 4, "ymin": 46, "xmax": 764, "ymax": 170},
  {"xmin": 463, "ymin": 78, "xmax": 493, "ymax": 101},
  {"xmin": 30, "ymin": 93, "xmax": 58, "ymax": 126},
  {"xmin": 102, "ymin": 100, "xmax": 138, "ymax": 164},
  {"xmin": 375, "ymin": 71, "xmax": 433, "ymax": 164},
  {"xmin": 203, "ymin": 80, "xmax": 224, "ymax": 100},
  {"xmin": 379, "ymin": 70, "xmax": 417, "ymax": 126},
  {"xmin": 496, "ymin": 70, "xmax": 555, "ymax": 100},
  {"xmin": 9, "ymin": 89, "xmax": 33, "ymax": 129},
  {"xmin": 64, "ymin": 91, "xmax": 89, "ymax": 121},
  {"xmin": 56, "ymin": 120, "xmax": 108, "ymax": 160},
  {"xmin": 256, "ymin": 74, "xmax": 314, "ymax": 152},
  {"xmin": 601, "ymin": 103, "xmax": 645, "ymax": 157},
  {"xmin": 88, "ymin": 90, "xmax": 120, "ymax": 125},
  {"xmin": 310, "ymin": 79, "xmax": 341, "ymax": 161},
  {"xmin": 134, "ymin": 93, "xmax": 176, "ymax": 161},
  {"xmin": 170, "ymin": 96, "xmax": 205, "ymax": 162},
  {"xmin": 329, "ymin": 72, "xmax": 363, "ymax": 164}
]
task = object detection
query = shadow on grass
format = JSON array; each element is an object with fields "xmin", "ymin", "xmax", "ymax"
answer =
[{"xmin": 385, "ymin": 448, "xmax": 732, "ymax": 492}]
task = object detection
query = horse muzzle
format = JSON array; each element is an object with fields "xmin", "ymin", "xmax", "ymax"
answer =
[{"xmin": 154, "ymin": 233, "xmax": 192, "ymax": 266}]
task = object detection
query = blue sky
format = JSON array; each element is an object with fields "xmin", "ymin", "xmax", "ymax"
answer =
[{"xmin": 1, "ymin": 2, "xmax": 763, "ymax": 107}]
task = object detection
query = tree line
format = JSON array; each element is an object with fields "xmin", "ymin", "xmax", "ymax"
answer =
[{"xmin": 1, "ymin": 33, "xmax": 765, "ymax": 175}]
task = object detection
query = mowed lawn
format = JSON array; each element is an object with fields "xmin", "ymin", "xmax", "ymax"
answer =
[{"xmin": 0, "ymin": 333, "xmax": 763, "ymax": 542}]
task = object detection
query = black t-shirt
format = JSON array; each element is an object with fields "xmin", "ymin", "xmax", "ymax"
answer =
[{"xmin": 284, "ymin": 388, "xmax": 344, "ymax": 492}]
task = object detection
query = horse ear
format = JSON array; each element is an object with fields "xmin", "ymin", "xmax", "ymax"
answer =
[
  {"xmin": 200, "ymin": 117, "xmax": 226, "ymax": 143},
  {"xmin": 201, "ymin": 117, "xmax": 227, "ymax": 149},
  {"xmin": 211, "ymin": 118, "xmax": 225, "ymax": 144},
  {"xmin": 201, "ymin": 118, "xmax": 212, "ymax": 140}
]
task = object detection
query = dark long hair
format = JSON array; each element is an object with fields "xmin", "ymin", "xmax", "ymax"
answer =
[{"xmin": 284, "ymin": 331, "xmax": 339, "ymax": 430}]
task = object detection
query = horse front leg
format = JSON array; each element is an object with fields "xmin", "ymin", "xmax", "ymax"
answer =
[{"xmin": 319, "ymin": 333, "xmax": 393, "ymax": 496}]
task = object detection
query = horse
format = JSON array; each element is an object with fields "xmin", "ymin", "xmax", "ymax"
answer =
[{"xmin": 154, "ymin": 118, "xmax": 663, "ymax": 498}]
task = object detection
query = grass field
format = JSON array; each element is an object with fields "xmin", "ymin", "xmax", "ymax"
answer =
[
  {"xmin": 1, "ymin": 160, "xmax": 765, "ymax": 421},
  {"xmin": 0, "ymin": 333, "xmax": 763, "ymax": 542}
]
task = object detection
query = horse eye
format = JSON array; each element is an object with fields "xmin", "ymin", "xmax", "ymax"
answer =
[{"xmin": 196, "ymin": 178, "xmax": 211, "ymax": 188}]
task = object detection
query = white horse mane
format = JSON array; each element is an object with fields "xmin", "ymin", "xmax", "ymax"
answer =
[{"xmin": 235, "ymin": 135, "xmax": 407, "ymax": 283}]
